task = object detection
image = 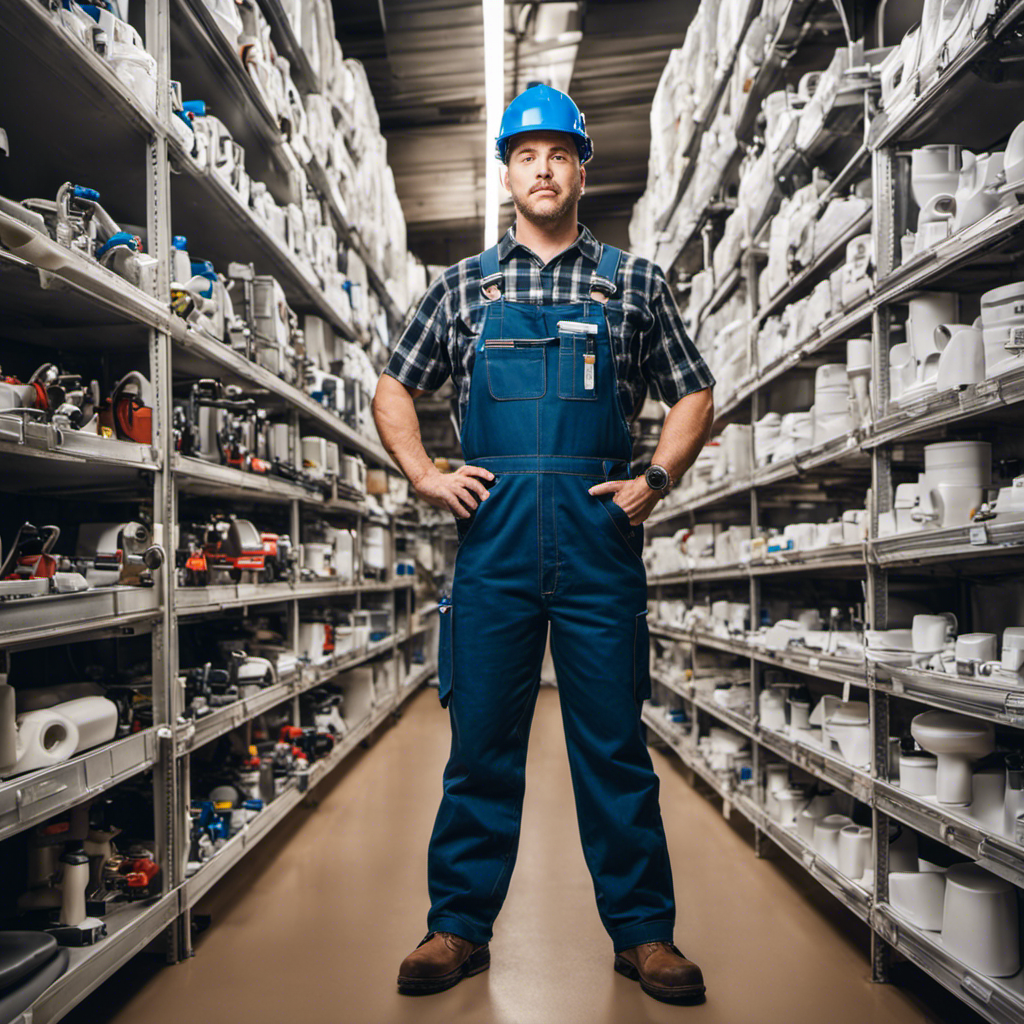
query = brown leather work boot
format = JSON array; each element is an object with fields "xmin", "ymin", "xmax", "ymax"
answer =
[
  {"xmin": 614, "ymin": 941, "xmax": 706, "ymax": 1004},
  {"xmin": 397, "ymin": 930, "xmax": 490, "ymax": 995}
]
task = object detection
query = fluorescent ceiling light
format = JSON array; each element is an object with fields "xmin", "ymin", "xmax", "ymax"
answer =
[{"xmin": 483, "ymin": 0, "xmax": 504, "ymax": 247}]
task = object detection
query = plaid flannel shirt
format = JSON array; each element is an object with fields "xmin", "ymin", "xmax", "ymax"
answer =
[{"xmin": 384, "ymin": 225, "xmax": 714, "ymax": 431}]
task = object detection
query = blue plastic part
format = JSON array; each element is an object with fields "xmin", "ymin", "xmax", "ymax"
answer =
[
  {"xmin": 172, "ymin": 235, "xmax": 187, "ymax": 250},
  {"xmin": 182, "ymin": 100, "xmax": 207, "ymax": 117},
  {"xmin": 173, "ymin": 109, "xmax": 194, "ymax": 132},
  {"xmin": 495, "ymin": 83, "xmax": 593, "ymax": 163},
  {"xmin": 190, "ymin": 259, "xmax": 216, "ymax": 280},
  {"xmin": 95, "ymin": 231, "xmax": 138, "ymax": 258},
  {"xmin": 72, "ymin": 185, "xmax": 101, "ymax": 202}
]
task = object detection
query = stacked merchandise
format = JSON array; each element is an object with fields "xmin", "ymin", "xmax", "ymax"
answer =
[
  {"xmin": 638, "ymin": 3, "xmax": 1024, "ymax": 1017},
  {"xmin": 0, "ymin": 0, "xmax": 447, "ymax": 1009}
]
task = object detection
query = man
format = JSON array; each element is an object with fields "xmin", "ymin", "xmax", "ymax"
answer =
[{"xmin": 372, "ymin": 84, "xmax": 715, "ymax": 1006}]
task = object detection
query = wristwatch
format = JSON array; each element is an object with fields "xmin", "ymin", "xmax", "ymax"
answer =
[{"xmin": 644, "ymin": 463, "xmax": 672, "ymax": 494}]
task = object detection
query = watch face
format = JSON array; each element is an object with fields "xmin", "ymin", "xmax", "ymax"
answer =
[{"xmin": 646, "ymin": 465, "xmax": 669, "ymax": 491}]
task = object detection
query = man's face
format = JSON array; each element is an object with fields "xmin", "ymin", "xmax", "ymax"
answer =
[{"xmin": 502, "ymin": 131, "xmax": 585, "ymax": 225}]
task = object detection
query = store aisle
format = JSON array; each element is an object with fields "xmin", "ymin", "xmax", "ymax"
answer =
[{"xmin": 70, "ymin": 686, "xmax": 961, "ymax": 1024}]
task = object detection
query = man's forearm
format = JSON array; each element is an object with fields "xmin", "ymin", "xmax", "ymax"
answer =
[
  {"xmin": 371, "ymin": 373, "xmax": 438, "ymax": 487},
  {"xmin": 650, "ymin": 388, "xmax": 714, "ymax": 485}
]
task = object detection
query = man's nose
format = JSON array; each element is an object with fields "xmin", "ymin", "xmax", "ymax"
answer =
[{"xmin": 535, "ymin": 163, "xmax": 552, "ymax": 177}]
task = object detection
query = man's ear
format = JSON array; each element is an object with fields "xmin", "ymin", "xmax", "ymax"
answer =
[
  {"xmin": 580, "ymin": 164, "xmax": 586, "ymax": 195},
  {"xmin": 501, "ymin": 165, "xmax": 510, "ymax": 194}
]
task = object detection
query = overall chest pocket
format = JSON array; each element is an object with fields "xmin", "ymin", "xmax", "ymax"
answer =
[
  {"xmin": 485, "ymin": 340, "xmax": 549, "ymax": 400},
  {"xmin": 557, "ymin": 323, "xmax": 599, "ymax": 401}
]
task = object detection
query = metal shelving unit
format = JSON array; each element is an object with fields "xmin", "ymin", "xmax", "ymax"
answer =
[
  {"xmin": 0, "ymin": 1, "xmax": 438, "ymax": 1018},
  {"xmin": 641, "ymin": 3, "xmax": 1024, "ymax": 1018}
]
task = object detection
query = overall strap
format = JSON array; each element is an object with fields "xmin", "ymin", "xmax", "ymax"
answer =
[
  {"xmin": 478, "ymin": 244, "xmax": 503, "ymax": 299},
  {"xmin": 591, "ymin": 244, "xmax": 622, "ymax": 297}
]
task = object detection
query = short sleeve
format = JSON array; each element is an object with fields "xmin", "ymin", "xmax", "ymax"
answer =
[
  {"xmin": 384, "ymin": 274, "xmax": 453, "ymax": 392},
  {"xmin": 642, "ymin": 266, "xmax": 715, "ymax": 404}
]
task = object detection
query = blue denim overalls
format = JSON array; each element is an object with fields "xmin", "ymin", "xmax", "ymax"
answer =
[{"xmin": 427, "ymin": 243, "xmax": 675, "ymax": 953}]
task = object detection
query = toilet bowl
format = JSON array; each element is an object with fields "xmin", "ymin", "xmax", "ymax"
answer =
[
  {"xmin": 916, "ymin": 192, "xmax": 956, "ymax": 249},
  {"xmin": 942, "ymin": 863, "xmax": 1020, "ymax": 977},
  {"xmin": 797, "ymin": 791, "xmax": 838, "ymax": 843},
  {"xmin": 898, "ymin": 752, "xmax": 938, "ymax": 796},
  {"xmin": 824, "ymin": 701, "xmax": 872, "ymax": 768},
  {"xmin": 911, "ymin": 146, "xmax": 962, "ymax": 210},
  {"xmin": 908, "ymin": 294, "xmax": 959, "ymax": 366},
  {"xmin": 838, "ymin": 824, "xmax": 872, "ymax": 880},
  {"xmin": 936, "ymin": 326, "xmax": 985, "ymax": 390},
  {"xmin": 911, "ymin": 710, "xmax": 996, "ymax": 804},
  {"xmin": 889, "ymin": 870, "xmax": 947, "ymax": 931},
  {"xmin": 951, "ymin": 151, "xmax": 1005, "ymax": 232},
  {"xmin": 889, "ymin": 342, "xmax": 917, "ymax": 402},
  {"xmin": 981, "ymin": 324, "xmax": 1024, "ymax": 379},
  {"xmin": 914, "ymin": 481, "xmax": 985, "ymax": 529},
  {"xmin": 923, "ymin": 440, "xmax": 991, "ymax": 485},
  {"xmin": 813, "ymin": 814, "xmax": 853, "ymax": 865},
  {"xmin": 774, "ymin": 787, "xmax": 809, "ymax": 827}
]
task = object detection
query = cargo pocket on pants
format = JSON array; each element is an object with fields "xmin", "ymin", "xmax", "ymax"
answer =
[
  {"xmin": 438, "ymin": 597, "xmax": 453, "ymax": 708},
  {"xmin": 633, "ymin": 609, "xmax": 651, "ymax": 703}
]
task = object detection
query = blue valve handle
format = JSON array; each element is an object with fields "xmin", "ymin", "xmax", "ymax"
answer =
[
  {"xmin": 95, "ymin": 231, "xmax": 138, "ymax": 259},
  {"xmin": 183, "ymin": 100, "xmax": 207, "ymax": 117},
  {"xmin": 72, "ymin": 185, "xmax": 100, "ymax": 202}
]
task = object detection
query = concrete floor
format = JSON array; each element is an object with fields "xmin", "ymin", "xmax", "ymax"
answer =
[{"xmin": 66, "ymin": 685, "xmax": 979, "ymax": 1024}]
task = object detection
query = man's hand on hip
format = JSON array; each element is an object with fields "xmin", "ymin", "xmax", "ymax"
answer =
[
  {"xmin": 588, "ymin": 477, "xmax": 661, "ymax": 526},
  {"xmin": 415, "ymin": 465, "xmax": 495, "ymax": 519}
]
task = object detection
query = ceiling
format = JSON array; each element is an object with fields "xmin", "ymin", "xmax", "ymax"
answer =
[{"xmin": 333, "ymin": 0, "xmax": 698, "ymax": 267}]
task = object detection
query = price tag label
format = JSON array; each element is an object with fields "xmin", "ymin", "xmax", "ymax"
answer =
[
  {"xmin": 722, "ymin": 798, "xmax": 732, "ymax": 821},
  {"xmin": 809, "ymin": 657, "xmax": 821, "ymax": 672},
  {"xmin": 842, "ymin": 679, "xmax": 852, "ymax": 704},
  {"xmin": 969, "ymin": 525, "xmax": 989, "ymax": 546},
  {"xmin": 891, "ymin": 676, "xmax": 905, "ymax": 694}
]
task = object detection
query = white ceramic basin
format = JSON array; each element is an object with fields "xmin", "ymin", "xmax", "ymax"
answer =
[
  {"xmin": 890, "ymin": 870, "xmax": 946, "ymax": 931},
  {"xmin": 911, "ymin": 710, "xmax": 995, "ymax": 805},
  {"xmin": 942, "ymin": 863, "xmax": 1020, "ymax": 977}
]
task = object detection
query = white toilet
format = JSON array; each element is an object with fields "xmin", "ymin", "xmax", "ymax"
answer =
[{"xmin": 910, "ymin": 710, "xmax": 995, "ymax": 805}]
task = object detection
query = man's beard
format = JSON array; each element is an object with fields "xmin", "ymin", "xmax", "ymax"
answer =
[{"xmin": 511, "ymin": 178, "xmax": 582, "ymax": 225}]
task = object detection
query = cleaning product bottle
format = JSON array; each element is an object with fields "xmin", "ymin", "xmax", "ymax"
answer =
[{"xmin": 170, "ymin": 235, "xmax": 191, "ymax": 286}]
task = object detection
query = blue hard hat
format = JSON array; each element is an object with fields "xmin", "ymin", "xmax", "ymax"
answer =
[{"xmin": 495, "ymin": 84, "xmax": 593, "ymax": 164}]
